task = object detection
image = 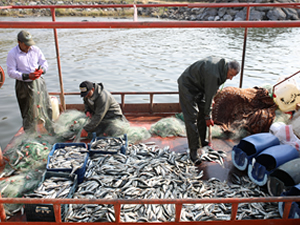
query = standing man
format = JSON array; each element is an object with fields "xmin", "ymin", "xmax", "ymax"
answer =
[
  {"xmin": 177, "ymin": 56, "xmax": 240, "ymax": 165},
  {"xmin": 79, "ymin": 81, "xmax": 127, "ymax": 138},
  {"xmin": 6, "ymin": 30, "xmax": 53, "ymax": 134}
]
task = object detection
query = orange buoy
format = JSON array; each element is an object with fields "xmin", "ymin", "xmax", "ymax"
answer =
[
  {"xmin": 0, "ymin": 193, "xmax": 6, "ymax": 222},
  {"xmin": 0, "ymin": 147, "xmax": 4, "ymax": 168},
  {"xmin": 0, "ymin": 66, "xmax": 4, "ymax": 88}
]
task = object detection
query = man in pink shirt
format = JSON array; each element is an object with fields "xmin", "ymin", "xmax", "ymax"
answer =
[{"xmin": 7, "ymin": 30, "xmax": 54, "ymax": 134}]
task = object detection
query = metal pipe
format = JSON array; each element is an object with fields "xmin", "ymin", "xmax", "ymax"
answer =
[
  {"xmin": 239, "ymin": 5, "xmax": 251, "ymax": 88},
  {"xmin": 48, "ymin": 91, "xmax": 179, "ymax": 96},
  {"xmin": 272, "ymin": 69, "xmax": 300, "ymax": 97},
  {"xmin": 1, "ymin": 21, "xmax": 300, "ymax": 29},
  {"xmin": 51, "ymin": 8, "xmax": 66, "ymax": 111},
  {"xmin": 2, "ymin": 2, "xmax": 300, "ymax": 9}
]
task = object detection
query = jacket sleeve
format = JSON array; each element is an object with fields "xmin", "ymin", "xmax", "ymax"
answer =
[
  {"xmin": 203, "ymin": 74, "xmax": 220, "ymax": 119},
  {"xmin": 83, "ymin": 92, "xmax": 110, "ymax": 132}
]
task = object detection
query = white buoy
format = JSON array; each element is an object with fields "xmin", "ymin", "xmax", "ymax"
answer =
[
  {"xmin": 273, "ymin": 78, "xmax": 300, "ymax": 112},
  {"xmin": 50, "ymin": 96, "xmax": 60, "ymax": 121}
]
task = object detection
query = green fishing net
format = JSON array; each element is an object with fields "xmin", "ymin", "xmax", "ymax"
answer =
[
  {"xmin": 101, "ymin": 119, "xmax": 130, "ymax": 138},
  {"xmin": 126, "ymin": 126, "xmax": 151, "ymax": 144},
  {"xmin": 53, "ymin": 110, "xmax": 88, "ymax": 141},
  {"xmin": 150, "ymin": 117, "xmax": 186, "ymax": 138},
  {"xmin": 0, "ymin": 170, "xmax": 45, "ymax": 217},
  {"xmin": 99, "ymin": 119, "xmax": 151, "ymax": 144}
]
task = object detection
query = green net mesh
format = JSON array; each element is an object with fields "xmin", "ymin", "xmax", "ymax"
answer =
[{"xmin": 149, "ymin": 117, "xmax": 186, "ymax": 138}]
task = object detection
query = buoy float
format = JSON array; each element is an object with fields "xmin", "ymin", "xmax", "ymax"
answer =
[
  {"xmin": 0, "ymin": 66, "xmax": 5, "ymax": 88},
  {"xmin": 0, "ymin": 147, "xmax": 4, "ymax": 168},
  {"xmin": 0, "ymin": 193, "xmax": 6, "ymax": 222}
]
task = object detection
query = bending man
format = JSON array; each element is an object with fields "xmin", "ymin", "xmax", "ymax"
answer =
[
  {"xmin": 177, "ymin": 56, "xmax": 240, "ymax": 165},
  {"xmin": 79, "ymin": 81, "xmax": 127, "ymax": 138}
]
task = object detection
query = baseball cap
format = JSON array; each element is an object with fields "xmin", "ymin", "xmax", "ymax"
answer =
[
  {"xmin": 18, "ymin": 30, "xmax": 35, "ymax": 46},
  {"xmin": 79, "ymin": 81, "xmax": 94, "ymax": 97}
]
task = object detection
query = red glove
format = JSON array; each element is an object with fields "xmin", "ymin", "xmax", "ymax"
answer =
[
  {"xmin": 206, "ymin": 119, "xmax": 214, "ymax": 127},
  {"xmin": 28, "ymin": 71, "xmax": 41, "ymax": 80},
  {"xmin": 86, "ymin": 111, "xmax": 92, "ymax": 118},
  {"xmin": 80, "ymin": 129, "xmax": 88, "ymax": 137},
  {"xmin": 35, "ymin": 68, "xmax": 43, "ymax": 76}
]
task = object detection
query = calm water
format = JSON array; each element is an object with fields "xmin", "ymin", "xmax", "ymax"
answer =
[{"xmin": 0, "ymin": 16, "xmax": 300, "ymax": 149}]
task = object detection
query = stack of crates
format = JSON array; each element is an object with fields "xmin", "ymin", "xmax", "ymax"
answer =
[
  {"xmin": 25, "ymin": 171, "xmax": 78, "ymax": 222},
  {"xmin": 25, "ymin": 142, "xmax": 88, "ymax": 222}
]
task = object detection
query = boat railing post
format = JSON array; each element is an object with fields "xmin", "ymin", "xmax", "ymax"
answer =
[
  {"xmin": 239, "ymin": 4, "xmax": 250, "ymax": 88},
  {"xmin": 133, "ymin": 4, "xmax": 138, "ymax": 21},
  {"xmin": 53, "ymin": 203, "xmax": 62, "ymax": 222},
  {"xmin": 175, "ymin": 202, "xmax": 182, "ymax": 222},
  {"xmin": 51, "ymin": 7, "xmax": 66, "ymax": 112},
  {"xmin": 114, "ymin": 202, "xmax": 121, "ymax": 223},
  {"xmin": 121, "ymin": 93, "xmax": 125, "ymax": 111},
  {"xmin": 282, "ymin": 201, "xmax": 292, "ymax": 219},
  {"xmin": 230, "ymin": 202, "xmax": 238, "ymax": 220},
  {"xmin": 150, "ymin": 93, "xmax": 154, "ymax": 114}
]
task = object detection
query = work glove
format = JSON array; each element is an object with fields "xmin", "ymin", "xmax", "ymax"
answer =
[
  {"xmin": 22, "ymin": 72, "xmax": 40, "ymax": 80},
  {"xmin": 86, "ymin": 111, "xmax": 92, "ymax": 118},
  {"xmin": 80, "ymin": 129, "xmax": 88, "ymax": 138},
  {"xmin": 206, "ymin": 119, "xmax": 214, "ymax": 127},
  {"xmin": 29, "ymin": 71, "xmax": 41, "ymax": 80},
  {"xmin": 35, "ymin": 67, "xmax": 44, "ymax": 76}
]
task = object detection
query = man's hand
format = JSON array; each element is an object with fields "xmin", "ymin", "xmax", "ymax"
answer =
[
  {"xmin": 80, "ymin": 129, "xmax": 88, "ymax": 137},
  {"xmin": 206, "ymin": 119, "xmax": 214, "ymax": 127},
  {"xmin": 35, "ymin": 67, "xmax": 44, "ymax": 76},
  {"xmin": 86, "ymin": 111, "xmax": 92, "ymax": 118},
  {"xmin": 28, "ymin": 71, "xmax": 41, "ymax": 80}
]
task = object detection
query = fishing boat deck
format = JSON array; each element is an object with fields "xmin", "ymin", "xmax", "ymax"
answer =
[{"xmin": 3, "ymin": 114, "xmax": 245, "ymax": 223}]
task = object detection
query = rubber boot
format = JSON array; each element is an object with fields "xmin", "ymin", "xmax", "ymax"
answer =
[{"xmin": 190, "ymin": 149, "xmax": 202, "ymax": 165}]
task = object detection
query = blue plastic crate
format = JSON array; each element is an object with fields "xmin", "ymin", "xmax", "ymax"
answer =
[
  {"xmin": 89, "ymin": 133, "xmax": 127, "ymax": 155},
  {"xmin": 46, "ymin": 142, "xmax": 88, "ymax": 183},
  {"xmin": 25, "ymin": 171, "xmax": 78, "ymax": 222}
]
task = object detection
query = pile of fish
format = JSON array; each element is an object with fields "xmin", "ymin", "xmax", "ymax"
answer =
[
  {"xmin": 65, "ymin": 143, "xmax": 280, "ymax": 222},
  {"xmin": 90, "ymin": 137, "xmax": 125, "ymax": 153},
  {"xmin": 199, "ymin": 146, "xmax": 227, "ymax": 167},
  {"xmin": 47, "ymin": 145, "xmax": 88, "ymax": 175},
  {"xmin": 24, "ymin": 176, "xmax": 75, "ymax": 199}
]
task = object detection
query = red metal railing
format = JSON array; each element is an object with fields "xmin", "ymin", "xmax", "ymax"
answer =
[
  {"xmin": 1, "ymin": 3, "xmax": 300, "ymax": 110},
  {"xmin": 1, "ymin": 4, "xmax": 300, "ymax": 224},
  {"xmin": 1, "ymin": 196, "xmax": 300, "ymax": 224}
]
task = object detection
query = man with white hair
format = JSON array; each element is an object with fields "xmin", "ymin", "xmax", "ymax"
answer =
[{"xmin": 178, "ymin": 56, "xmax": 240, "ymax": 165}]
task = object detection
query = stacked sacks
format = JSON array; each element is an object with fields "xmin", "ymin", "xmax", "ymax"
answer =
[
  {"xmin": 248, "ymin": 144, "xmax": 298, "ymax": 186},
  {"xmin": 232, "ymin": 132, "xmax": 280, "ymax": 171},
  {"xmin": 232, "ymin": 132, "xmax": 299, "ymax": 186}
]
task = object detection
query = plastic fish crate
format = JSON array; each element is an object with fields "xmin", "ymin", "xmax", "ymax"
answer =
[
  {"xmin": 46, "ymin": 142, "xmax": 88, "ymax": 183},
  {"xmin": 89, "ymin": 133, "xmax": 127, "ymax": 155},
  {"xmin": 25, "ymin": 171, "xmax": 78, "ymax": 222}
]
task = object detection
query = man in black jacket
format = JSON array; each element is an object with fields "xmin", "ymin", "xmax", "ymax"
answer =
[
  {"xmin": 178, "ymin": 56, "xmax": 240, "ymax": 165},
  {"xmin": 79, "ymin": 81, "xmax": 127, "ymax": 137}
]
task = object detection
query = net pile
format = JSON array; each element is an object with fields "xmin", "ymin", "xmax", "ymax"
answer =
[
  {"xmin": 212, "ymin": 86, "xmax": 280, "ymax": 139},
  {"xmin": 149, "ymin": 117, "xmax": 186, "ymax": 138}
]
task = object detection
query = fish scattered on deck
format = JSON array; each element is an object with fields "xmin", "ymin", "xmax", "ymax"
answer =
[{"xmin": 65, "ymin": 142, "xmax": 280, "ymax": 222}]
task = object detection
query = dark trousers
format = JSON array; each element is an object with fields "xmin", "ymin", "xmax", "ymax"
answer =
[
  {"xmin": 179, "ymin": 85, "xmax": 207, "ymax": 151},
  {"xmin": 16, "ymin": 77, "xmax": 53, "ymax": 133}
]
